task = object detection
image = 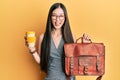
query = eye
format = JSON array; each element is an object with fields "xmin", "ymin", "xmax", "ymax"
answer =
[
  {"xmin": 59, "ymin": 15, "xmax": 65, "ymax": 19},
  {"xmin": 51, "ymin": 14, "xmax": 65, "ymax": 20}
]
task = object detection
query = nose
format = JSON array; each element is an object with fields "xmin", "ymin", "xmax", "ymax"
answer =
[{"xmin": 56, "ymin": 16, "xmax": 60, "ymax": 21}]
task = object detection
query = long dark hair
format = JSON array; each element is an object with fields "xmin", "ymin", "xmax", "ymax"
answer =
[{"xmin": 40, "ymin": 3, "xmax": 74, "ymax": 73}]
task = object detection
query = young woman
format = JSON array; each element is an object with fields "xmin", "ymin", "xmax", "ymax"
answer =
[{"xmin": 25, "ymin": 3, "xmax": 91, "ymax": 80}]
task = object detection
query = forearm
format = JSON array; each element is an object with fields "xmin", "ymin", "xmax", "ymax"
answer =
[
  {"xmin": 32, "ymin": 52, "xmax": 40, "ymax": 64},
  {"xmin": 29, "ymin": 47, "xmax": 40, "ymax": 64}
]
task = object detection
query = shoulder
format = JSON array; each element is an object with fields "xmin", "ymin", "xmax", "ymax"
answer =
[{"xmin": 38, "ymin": 33, "xmax": 44, "ymax": 54}]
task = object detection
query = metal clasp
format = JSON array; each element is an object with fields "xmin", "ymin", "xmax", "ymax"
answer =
[{"xmin": 83, "ymin": 64, "xmax": 88, "ymax": 75}]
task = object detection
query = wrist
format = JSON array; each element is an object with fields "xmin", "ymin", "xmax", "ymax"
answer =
[
  {"xmin": 29, "ymin": 47, "xmax": 36, "ymax": 54},
  {"xmin": 29, "ymin": 50, "xmax": 36, "ymax": 54}
]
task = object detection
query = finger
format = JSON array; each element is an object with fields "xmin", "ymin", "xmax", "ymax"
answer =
[
  {"xmin": 24, "ymin": 35, "xmax": 27, "ymax": 40},
  {"xmin": 86, "ymin": 35, "xmax": 90, "ymax": 40},
  {"xmin": 24, "ymin": 38, "xmax": 29, "ymax": 47},
  {"xmin": 82, "ymin": 33, "xmax": 86, "ymax": 37},
  {"xmin": 82, "ymin": 33, "xmax": 88, "ymax": 40},
  {"xmin": 25, "ymin": 42, "xmax": 28, "ymax": 47},
  {"xmin": 83, "ymin": 33, "xmax": 91, "ymax": 40}
]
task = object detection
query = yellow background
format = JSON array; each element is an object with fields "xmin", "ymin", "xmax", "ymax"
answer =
[{"xmin": 0, "ymin": 0, "xmax": 120, "ymax": 80}]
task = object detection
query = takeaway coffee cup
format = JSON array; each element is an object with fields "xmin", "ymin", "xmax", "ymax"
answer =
[{"xmin": 26, "ymin": 31, "xmax": 36, "ymax": 47}]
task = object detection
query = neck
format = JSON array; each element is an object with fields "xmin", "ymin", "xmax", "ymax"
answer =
[{"xmin": 52, "ymin": 28, "xmax": 62, "ymax": 37}]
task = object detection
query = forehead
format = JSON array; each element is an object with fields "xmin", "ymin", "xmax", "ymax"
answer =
[{"xmin": 52, "ymin": 7, "xmax": 64, "ymax": 14}]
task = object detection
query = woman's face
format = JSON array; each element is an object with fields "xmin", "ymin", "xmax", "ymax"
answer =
[{"xmin": 51, "ymin": 7, "xmax": 65, "ymax": 30}]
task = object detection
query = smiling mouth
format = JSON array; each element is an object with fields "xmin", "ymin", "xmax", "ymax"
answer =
[{"xmin": 55, "ymin": 22, "xmax": 61, "ymax": 26}]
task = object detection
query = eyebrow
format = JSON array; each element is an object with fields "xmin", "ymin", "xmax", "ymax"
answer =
[{"xmin": 52, "ymin": 13, "xmax": 64, "ymax": 15}]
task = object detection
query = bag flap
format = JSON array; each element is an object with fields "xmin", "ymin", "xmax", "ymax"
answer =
[{"xmin": 64, "ymin": 43, "xmax": 105, "ymax": 57}]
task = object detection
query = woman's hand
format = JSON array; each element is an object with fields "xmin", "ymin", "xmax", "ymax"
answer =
[
  {"xmin": 24, "ymin": 35, "xmax": 40, "ymax": 64},
  {"xmin": 24, "ymin": 35, "xmax": 36, "ymax": 53},
  {"xmin": 81, "ymin": 33, "xmax": 91, "ymax": 43}
]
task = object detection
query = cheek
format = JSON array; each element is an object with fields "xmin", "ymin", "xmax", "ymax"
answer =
[
  {"xmin": 51, "ymin": 19, "xmax": 55, "ymax": 23},
  {"xmin": 61, "ymin": 20, "xmax": 65, "ymax": 26},
  {"xmin": 51, "ymin": 20, "xmax": 55, "ymax": 25},
  {"xmin": 62, "ymin": 19, "xmax": 65, "ymax": 23}
]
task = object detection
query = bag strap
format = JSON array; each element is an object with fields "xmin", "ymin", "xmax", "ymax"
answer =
[
  {"xmin": 96, "ymin": 75, "xmax": 102, "ymax": 80},
  {"xmin": 75, "ymin": 37, "xmax": 92, "ymax": 43}
]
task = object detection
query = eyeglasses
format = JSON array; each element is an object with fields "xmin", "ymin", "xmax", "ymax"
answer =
[{"xmin": 51, "ymin": 14, "xmax": 65, "ymax": 20}]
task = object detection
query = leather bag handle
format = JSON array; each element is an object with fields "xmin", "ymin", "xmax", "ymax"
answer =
[{"xmin": 75, "ymin": 37, "xmax": 92, "ymax": 43}]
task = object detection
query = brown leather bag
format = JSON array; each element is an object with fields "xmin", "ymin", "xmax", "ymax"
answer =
[{"xmin": 64, "ymin": 38, "xmax": 105, "ymax": 80}]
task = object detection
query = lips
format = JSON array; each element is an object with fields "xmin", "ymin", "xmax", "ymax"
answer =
[{"xmin": 55, "ymin": 22, "xmax": 61, "ymax": 26}]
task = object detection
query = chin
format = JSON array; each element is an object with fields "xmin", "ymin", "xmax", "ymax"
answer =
[{"xmin": 54, "ymin": 25, "xmax": 62, "ymax": 29}]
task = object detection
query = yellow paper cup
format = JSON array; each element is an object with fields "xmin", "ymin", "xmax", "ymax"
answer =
[{"xmin": 26, "ymin": 31, "xmax": 36, "ymax": 47}]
